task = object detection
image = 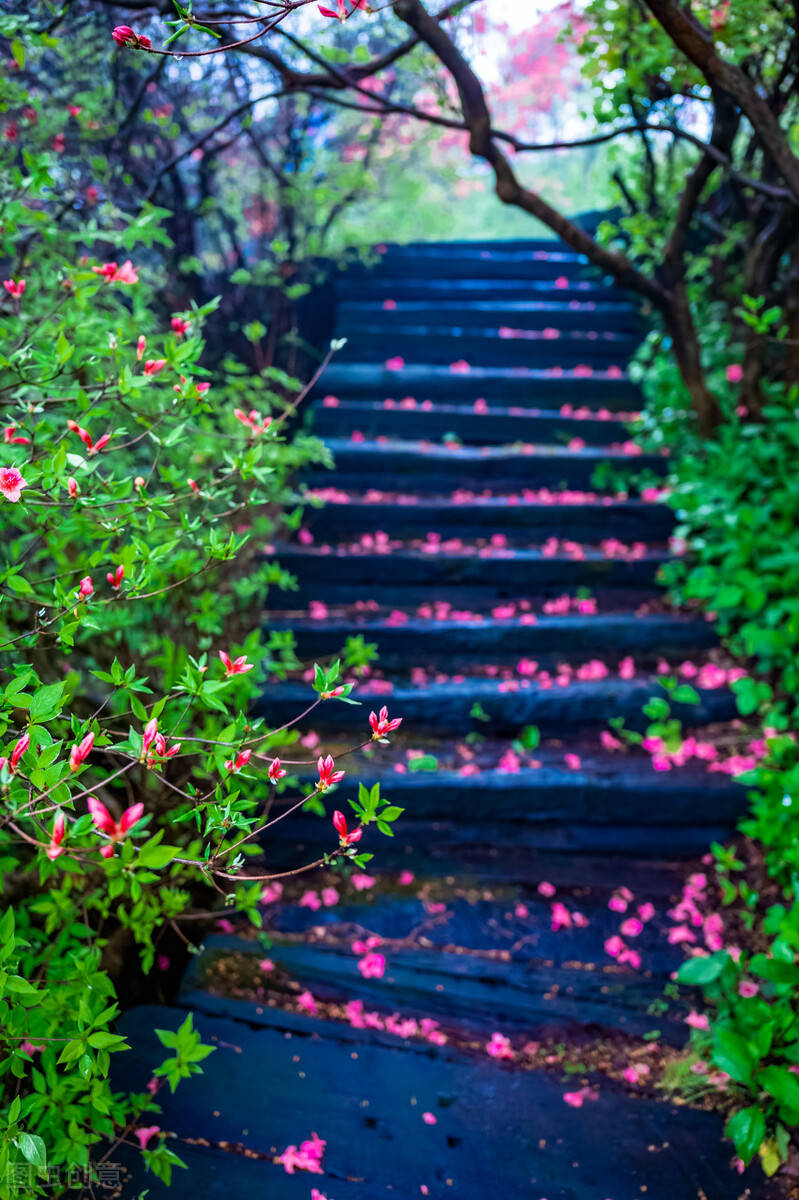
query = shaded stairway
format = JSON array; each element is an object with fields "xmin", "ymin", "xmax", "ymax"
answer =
[{"xmin": 118, "ymin": 242, "xmax": 775, "ymax": 1198}]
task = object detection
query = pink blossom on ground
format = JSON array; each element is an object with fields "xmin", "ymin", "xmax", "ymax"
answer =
[
  {"xmin": 537, "ymin": 881, "xmax": 556, "ymax": 898},
  {"xmin": 277, "ymin": 1132, "xmax": 325, "ymax": 1175},
  {"xmin": 620, "ymin": 917, "xmax": 643, "ymax": 938},
  {"xmin": 259, "ymin": 958, "xmax": 275, "ymax": 972},
  {"xmin": 399, "ymin": 870, "xmax": 415, "ymax": 885},
  {"xmin": 352, "ymin": 873, "xmax": 376, "ymax": 891},
  {"xmin": 685, "ymin": 1011, "xmax": 710, "ymax": 1030},
  {"xmin": 297, "ymin": 990, "xmax": 318, "ymax": 1015},
  {"xmin": 358, "ymin": 952, "xmax": 386, "ymax": 979},
  {"xmin": 300, "ymin": 890, "xmax": 322, "ymax": 911},
  {"xmin": 422, "ymin": 1111, "xmax": 437, "ymax": 1124},
  {"xmin": 738, "ymin": 980, "xmax": 759, "ymax": 998},
  {"xmin": 261, "ymin": 882, "xmax": 283, "ymax": 904},
  {"xmin": 486, "ymin": 1031, "xmax": 514, "ymax": 1060},
  {"xmin": 321, "ymin": 887, "xmax": 340, "ymax": 907}
]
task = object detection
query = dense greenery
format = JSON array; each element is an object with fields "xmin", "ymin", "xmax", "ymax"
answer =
[{"xmin": 0, "ymin": 41, "xmax": 404, "ymax": 1197}]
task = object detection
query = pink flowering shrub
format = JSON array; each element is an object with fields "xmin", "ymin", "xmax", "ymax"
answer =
[
  {"xmin": 595, "ymin": 303, "xmax": 799, "ymax": 1174},
  {"xmin": 0, "ymin": 72, "xmax": 404, "ymax": 1191}
]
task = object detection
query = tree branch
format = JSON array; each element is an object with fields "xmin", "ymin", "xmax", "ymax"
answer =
[{"xmin": 643, "ymin": 0, "xmax": 799, "ymax": 200}]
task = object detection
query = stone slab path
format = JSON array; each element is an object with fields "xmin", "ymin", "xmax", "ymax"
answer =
[{"xmin": 117, "ymin": 242, "xmax": 776, "ymax": 1199}]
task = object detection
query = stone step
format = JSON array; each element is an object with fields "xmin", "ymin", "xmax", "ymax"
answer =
[
  {"xmin": 337, "ymin": 298, "xmax": 643, "ymax": 333},
  {"xmin": 342, "ymin": 248, "xmax": 598, "ymax": 281},
  {"xmin": 318, "ymin": 362, "xmax": 641, "ymax": 406},
  {"xmin": 263, "ymin": 760, "xmax": 745, "ymax": 825},
  {"xmin": 334, "ymin": 276, "xmax": 630, "ymax": 303},
  {"xmin": 301, "ymin": 493, "xmax": 673, "ymax": 540},
  {"xmin": 271, "ymin": 545, "xmax": 666, "ymax": 598},
  {"xmin": 304, "ymin": 439, "xmax": 664, "ymax": 491},
  {"xmin": 269, "ymin": 613, "xmax": 716, "ymax": 665},
  {"xmin": 310, "ymin": 400, "xmax": 637, "ymax": 446},
  {"xmin": 181, "ymin": 932, "xmax": 686, "ymax": 1043},
  {"xmin": 334, "ymin": 325, "xmax": 639, "ymax": 366},
  {"xmin": 264, "ymin": 814, "xmax": 737, "ymax": 869},
  {"xmin": 253, "ymin": 677, "xmax": 736, "ymax": 734},
  {"xmin": 116, "ymin": 1006, "xmax": 775, "ymax": 1200}
]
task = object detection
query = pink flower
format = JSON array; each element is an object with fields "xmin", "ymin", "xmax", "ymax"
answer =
[
  {"xmin": 234, "ymin": 408, "xmax": 272, "ymax": 436},
  {"xmin": 297, "ymin": 990, "xmax": 317, "ymax": 1014},
  {"xmin": 106, "ymin": 565, "xmax": 124, "ymax": 590},
  {"xmin": 726, "ymin": 364, "xmax": 743, "ymax": 383},
  {"xmin": 112, "ymin": 25, "xmax": 151, "ymax": 50},
  {"xmin": 268, "ymin": 758, "xmax": 286, "ymax": 783},
  {"xmin": 551, "ymin": 901, "xmax": 573, "ymax": 931},
  {"xmin": 319, "ymin": 757, "xmax": 346, "ymax": 791},
  {"xmin": 604, "ymin": 935, "xmax": 624, "ymax": 958},
  {"xmin": 219, "ymin": 650, "xmax": 253, "ymax": 676},
  {"xmin": 277, "ymin": 1131, "xmax": 325, "ymax": 1175},
  {"xmin": 224, "ymin": 749, "xmax": 251, "ymax": 773},
  {"xmin": 171, "ymin": 316, "xmax": 191, "ymax": 336},
  {"xmin": 0, "ymin": 467, "xmax": 27, "ymax": 503},
  {"xmin": 261, "ymin": 882, "xmax": 283, "ymax": 904},
  {"xmin": 422, "ymin": 1112, "xmax": 437, "ymax": 1125},
  {"xmin": 144, "ymin": 359, "xmax": 167, "ymax": 377},
  {"xmin": 87, "ymin": 796, "xmax": 144, "ymax": 857},
  {"xmin": 738, "ymin": 980, "xmax": 759, "ymax": 998},
  {"xmin": 134, "ymin": 1125, "xmax": 160, "ymax": 1150},
  {"xmin": 358, "ymin": 951, "xmax": 386, "ymax": 978},
  {"xmin": 384, "ymin": 356, "xmax": 405, "ymax": 371},
  {"xmin": 67, "ymin": 419, "xmax": 111, "ymax": 455},
  {"xmin": 321, "ymin": 886, "xmax": 339, "ymax": 907},
  {"xmin": 486, "ymin": 1032, "xmax": 514, "ymax": 1060},
  {"xmin": 620, "ymin": 917, "xmax": 643, "ymax": 938},
  {"xmin": 67, "ymin": 476, "xmax": 79, "ymax": 498},
  {"xmin": 369, "ymin": 705, "xmax": 403, "ymax": 739},
  {"xmin": 3, "ymin": 424, "xmax": 30, "ymax": 445},
  {"xmin": 78, "ymin": 576, "xmax": 93, "ymax": 599},
  {"xmin": 69, "ymin": 731, "xmax": 94, "ymax": 772},
  {"xmin": 564, "ymin": 753, "xmax": 581, "ymax": 770},
  {"xmin": 2, "ymin": 278, "xmax": 25, "ymax": 299},
  {"xmin": 47, "ymin": 812, "xmax": 67, "ymax": 861},
  {"xmin": 299, "ymin": 890, "xmax": 322, "ymax": 910},
  {"xmin": 92, "ymin": 259, "xmax": 139, "ymax": 284},
  {"xmin": 685, "ymin": 1010, "xmax": 710, "ymax": 1031},
  {"xmin": 537, "ymin": 881, "xmax": 556, "ymax": 898},
  {"xmin": 399, "ymin": 870, "xmax": 415, "ymax": 885},
  {"xmin": 637, "ymin": 902, "xmax": 655, "ymax": 922},
  {"xmin": 351, "ymin": 873, "xmax": 375, "ymax": 891}
]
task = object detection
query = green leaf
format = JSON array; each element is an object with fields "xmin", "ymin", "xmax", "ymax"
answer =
[
  {"xmin": 676, "ymin": 952, "xmax": 728, "ymax": 986},
  {"xmin": 712, "ymin": 1029, "xmax": 755, "ymax": 1084},
  {"xmin": 726, "ymin": 1106, "xmax": 765, "ymax": 1166},
  {"xmin": 758, "ymin": 1066, "xmax": 799, "ymax": 1114},
  {"xmin": 29, "ymin": 683, "xmax": 64, "ymax": 723},
  {"xmin": 17, "ymin": 1132, "xmax": 46, "ymax": 1167},
  {"xmin": 137, "ymin": 844, "xmax": 179, "ymax": 870}
]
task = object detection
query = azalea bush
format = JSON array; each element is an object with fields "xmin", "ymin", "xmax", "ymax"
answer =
[
  {"xmin": 0, "ymin": 76, "xmax": 404, "ymax": 1198},
  {"xmin": 606, "ymin": 294, "xmax": 799, "ymax": 1175}
]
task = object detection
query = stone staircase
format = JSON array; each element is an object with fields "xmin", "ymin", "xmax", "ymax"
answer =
[{"xmin": 117, "ymin": 242, "xmax": 776, "ymax": 1199}]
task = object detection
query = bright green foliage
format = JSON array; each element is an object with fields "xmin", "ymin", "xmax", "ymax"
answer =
[{"xmin": 0, "ymin": 52, "xmax": 404, "ymax": 1199}]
